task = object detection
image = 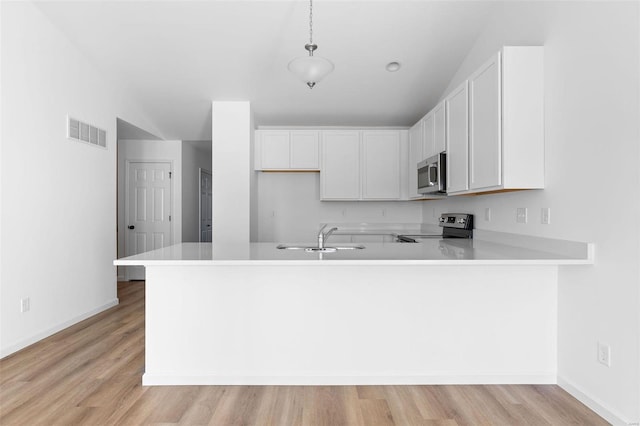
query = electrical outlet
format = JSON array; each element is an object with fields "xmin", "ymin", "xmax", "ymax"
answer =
[
  {"xmin": 541, "ymin": 208, "xmax": 551, "ymax": 224},
  {"xmin": 516, "ymin": 208, "xmax": 528, "ymax": 224},
  {"xmin": 597, "ymin": 342, "xmax": 611, "ymax": 367},
  {"xmin": 20, "ymin": 297, "xmax": 30, "ymax": 313},
  {"xmin": 484, "ymin": 208, "xmax": 492, "ymax": 222},
  {"xmin": 342, "ymin": 209, "xmax": 347, "ymax": 217},
  {"xmin": 381, "ymin": 209, "xmax": 386, "ymax": 217}
]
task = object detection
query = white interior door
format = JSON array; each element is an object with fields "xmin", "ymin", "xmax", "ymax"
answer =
[
  {"xmin": 125, "ymin": 161, "xmax": 172, "ymax": 280},
  {"xmin": 199, "ymin": 169, "xmax": 212, "ymax": 242}
]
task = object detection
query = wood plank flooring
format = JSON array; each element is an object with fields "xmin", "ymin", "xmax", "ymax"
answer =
[{"xmin": 0, "ymin": 281, "xmax": 609, "ymax": 425}]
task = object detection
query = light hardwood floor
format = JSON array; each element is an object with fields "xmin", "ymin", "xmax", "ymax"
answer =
[{"xmin": 1, "ymin": 281, "xmax": 608, "ymax": 425}]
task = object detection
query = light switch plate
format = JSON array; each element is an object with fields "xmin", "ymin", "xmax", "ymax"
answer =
[
  {"xmin": 20, "ymin": 297, "xmax": 30, "ymax": 313},
  {"xmin": 597, "ymin": 342, "xmax": 611, "ymax": 367},
  {"xmin": 516, "ymin": 208, "xmax": 527, "ymax": 224},
  {"xmin": 541, "ymin": 208, "xmax": 551, "ymax": 224}
]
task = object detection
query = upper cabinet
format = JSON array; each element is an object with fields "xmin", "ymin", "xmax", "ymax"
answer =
[
  {"xmin": 255, "ymin": 130, "xmax": 319, "ymax": 170},
  {"xmin": 469, "ymin": 52, "xmax": 501, "ymax": 190},
  {"xmin": 422, "ymin": 101, "xmax": 445, "ymax": 160},
  {"xmin": 467, "ymin": 46, "xmax": 544, "ymax": 194},
  {"xmin": 321, "ymin": 129, "xmax": 406, "ymax": 201},
  {"xmin": 320, "ymin": 131, "xmax": 361, "ymax": 200},
  {"xmin": 408, "ymin": 120, "xmax": 423, "ymax": 199},
  {"xmin": 445, "ymin": 46, "xmax": 544, "ymax": 195},
  {"xmin": 422, "ymin": 111, "xmax": 435, "ymax": 159},
  {"xmin": 446, "ymin": 81, "xmax": 470, "ymax": 194},
  {"xmin": 433, "ymin": 102, "xmax": 446, "ymax": 156},
  {"xmin": 361, "ymin": 131, "xmax": 401, "ymax": 200}
]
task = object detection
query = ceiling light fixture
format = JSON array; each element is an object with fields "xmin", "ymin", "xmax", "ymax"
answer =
[
  {"xmin": 386, "ymin": 62, "xmax": 401, "ymax": 72},
  {"xmin": 288, "ymin": 0, "xmax": 334, "ymax": 89}
]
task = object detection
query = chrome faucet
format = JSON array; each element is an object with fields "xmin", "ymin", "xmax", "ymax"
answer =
[{"xmin": 317, "ymin": 225, "xmax": 338, "ymax": 249}]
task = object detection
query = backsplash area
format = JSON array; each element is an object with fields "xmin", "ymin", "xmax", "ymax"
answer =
[{"xmin": 256, "ymin": 172, "xmax": 422, "ymax": 242}]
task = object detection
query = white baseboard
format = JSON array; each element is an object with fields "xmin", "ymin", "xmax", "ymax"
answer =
[
  {"xmin": 558, "ymin": 376, "xmax": 638, "ymax": 426},
  {"xmin": 0, "ymin": 298, "xmax": 119, "ymax": 359},
  {"xmin": 142, "ymin": 373, "xmax": 556, "ymax": 386}
]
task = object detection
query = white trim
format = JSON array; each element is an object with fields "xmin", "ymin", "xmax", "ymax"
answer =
[
  {"xmin": 558, "ymin": 376, "xmax": 638, "ymax": 426},
  {"xmin": 0, "ymin": 298, "xmax": 119, "ymax": 359},
  {"xmin": 143, "ymin": 373, "xmax": 556, "ymax": 387}
]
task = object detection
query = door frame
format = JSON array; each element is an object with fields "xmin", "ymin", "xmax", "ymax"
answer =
[
  {"xmin": 198, "ymin": 168, "xmax": 212, "ymax": 242},
  {"xmin": 124, "ymin": 159, "xmax": 174, "ymax": 261}
]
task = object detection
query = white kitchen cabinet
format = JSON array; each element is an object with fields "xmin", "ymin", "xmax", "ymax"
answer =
[
  {"xmin": 258, "ymin": 131, "xmax": 290, "ymax": 169},
  {"xmin": 422, "ymin": 102, "xmax": 445, "ymax": 160},
  {"xmin": 469, "ymin": 52, "xmax": 502, "ymax": 190},
  {"xmin": 320, "ymin": 131, "xmax": 361, "ymax": 199},
  {"xmin": 408, "ymin": 120, "xmax": 423, "ymax": 199},
  {"xmin": 255, "ymin": 130, "xmax": 319, "ymax": 170},
  {"xmin": 446, "ymin": 81, "xmax": 470, "ymax": 194},
  {"xmin": 290, "ymin": 131, "xmax": 319, "ymax": 169},
  {"xmin": 362, "ymin": 131, "xmax": 401, "ymax": 199},
  {"xmin": 422, "ymin": 111, "xmax": 435, "ymax": 159},
  {"xmin": 466, "ymin": 47, "xmax": 544, "ymax": 194},
  {"xmin": 433, "ymin": 101, "xmax": 446, "ymax": 155},
  {"xmin": 321, "ymin": 129, "xmax": 405, "ymax": 201}
]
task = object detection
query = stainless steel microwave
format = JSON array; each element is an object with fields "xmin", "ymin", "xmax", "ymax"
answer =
[{"xmin": 417, "ymin": 152, "xmax": 446, "ymax": 195}]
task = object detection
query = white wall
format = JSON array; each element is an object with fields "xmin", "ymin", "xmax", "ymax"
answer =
[
  {"xmin": 422, "ymin": 2, "xmax": 640, "ymax": 423},
  {"xmin": 181, "ymin": 140, "xmax": 212, "ymax": 243},
  {"xmin": 211, "ymin": 102, "xmax": 252, "ymax": 246},
  {"xmin": 257, "ymin": 173, "xmax": 423, "ymax": 242},
  {"xmin": 0, "ymin": 2, "xmax": 163, "ymax": 356}
]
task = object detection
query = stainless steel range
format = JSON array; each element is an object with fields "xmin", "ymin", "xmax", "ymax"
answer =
[{"xmin": 395, "ymin": 213, "xmax": 473, "ymax": 242}]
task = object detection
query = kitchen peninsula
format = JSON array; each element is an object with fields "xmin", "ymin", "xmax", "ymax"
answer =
[{"xmin": 115, "ymin": 233, "xmax": 593, "ymax": 386}]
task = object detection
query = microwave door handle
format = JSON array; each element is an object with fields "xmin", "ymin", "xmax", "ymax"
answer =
[{"xmin": 428, "ymin": 164, "xmax": 437, "ymax": 186}]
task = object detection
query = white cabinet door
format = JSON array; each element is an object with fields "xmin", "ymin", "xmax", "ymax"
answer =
[
  {"xmin": 260, "ymin": 131, "xmax": 290, "ymax": 169},
  {"xmin": 362, "ymin": 131, "xmax": 401, "ymax": 200},
  {"xmin": 290, "ymin": 131, "xmax": 319, "ymax": 169},
  {"xmin": 469, "ymin": 52, "xmax": 502, "ymax": 190},
  {"xmin": 446, "ymin": 81, "xmax": 469, "ymax": 194},
  {"xmin": 321, "ymin": 131, "xmax": 361, "ymax": 199},
  {"xmin": 408, "ymin": 121, "xmax": 423, "ymax": 199},
  {"xmin": 422, "ymin": 112, "xmax": 435, "ymax": 159},
  {"xmin": 433, "ymin": 101, "xmax": 446, "ymax": 154}
]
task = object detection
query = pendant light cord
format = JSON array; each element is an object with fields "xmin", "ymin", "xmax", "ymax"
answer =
[{"xmin": 309, "ymin": 0, "xmax": 313, "ymax": 45}]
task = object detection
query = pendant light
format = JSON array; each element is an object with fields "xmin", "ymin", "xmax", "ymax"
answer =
[{"xmin": 288, "ymin": 0, "xmax": 334, "ymax": 89}]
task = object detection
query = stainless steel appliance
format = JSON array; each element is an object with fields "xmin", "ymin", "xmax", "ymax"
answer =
[
  {"xmin": 417, "ymin": 152, "xmax": 446, "ymax": 195},
  {"xmin": 395, "ymin": 213, "xmax": 473, "ymax": 242}
]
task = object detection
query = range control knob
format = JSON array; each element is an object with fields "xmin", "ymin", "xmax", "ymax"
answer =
[{"xmin": 457, "ymin": 218, "xmax": 466, "ymax": 224}]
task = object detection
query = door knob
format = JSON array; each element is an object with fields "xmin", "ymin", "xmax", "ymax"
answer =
[{"xmin": 128, "ymin": 225, "xmax": 135, "ymax": 230}]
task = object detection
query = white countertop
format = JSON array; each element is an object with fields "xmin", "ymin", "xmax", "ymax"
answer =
[{"xmin": 114, "ymin": 232, "xmax": 594, "ymax": 266}]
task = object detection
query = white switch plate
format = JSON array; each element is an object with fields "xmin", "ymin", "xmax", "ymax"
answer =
[
  {"xmin": 597, "ymin": 342, "xmax": 611, "ymax": 367},
  {"xmin": 484, "ymin": 208, "xmax": 492, "ymax": 222},
  {"xmin": 20, "ymin": 297, "xmax": 30, "ymax": 313},
  {"xmin": 541, "ymin": 208, "xmax": 551, "ymax": 224},
  {"xmin": 516, "ymin": 208, "xmax": 528, "ymax": 224}
]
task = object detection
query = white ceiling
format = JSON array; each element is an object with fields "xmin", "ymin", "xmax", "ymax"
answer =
[{"xmin": 36, "ymin": 1, "xmax": 499, "ymax": 141}]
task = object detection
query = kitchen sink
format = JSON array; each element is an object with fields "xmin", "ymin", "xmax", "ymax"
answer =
[{"xmin": 276, "ymin": 244, "xmax": 365, "ymax": 253}]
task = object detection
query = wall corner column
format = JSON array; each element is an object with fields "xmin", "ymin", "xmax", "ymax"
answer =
[{"xmin": 211, "ymin": 101, "xmax": 252, "ymax": 245}]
